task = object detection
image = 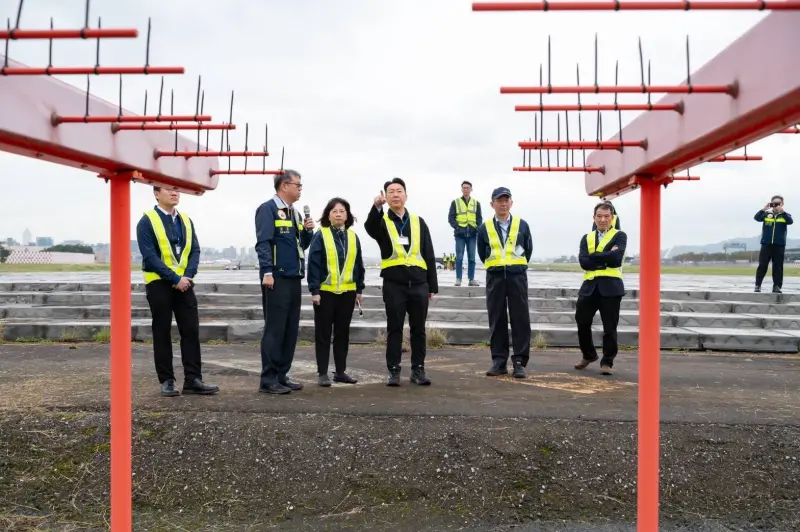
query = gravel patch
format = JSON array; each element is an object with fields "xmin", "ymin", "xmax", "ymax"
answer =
[{"xmin": 1, "ymin": 410, "xmax": 798, "ymax": 531}]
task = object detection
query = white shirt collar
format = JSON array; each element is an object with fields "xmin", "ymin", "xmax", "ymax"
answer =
[
  {"xmin": 273, "ymin": 194, "xmax": 292, "ymax": 209},
  {"xmin": 156, "ymin": 205, "xmax": 178, "ymax": 220}
]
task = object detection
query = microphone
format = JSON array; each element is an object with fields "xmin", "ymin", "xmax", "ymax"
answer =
[{"xmin": 303, "ymin": 205, "xmax": 311, "ymax": 221}]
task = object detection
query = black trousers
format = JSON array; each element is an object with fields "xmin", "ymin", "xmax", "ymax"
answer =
[
  {"xmin": 382, "ymin": 279, "xmax": 429, "ymax": 370},
  {"xmin": 145, "ymin": 280, "xmax": 202, "ymax": 384},
  {"xmin": 486, "ymin": 272, "xmax": 531, "ymax": 367},
  {"xmin": 575, "ymin": 288, "xmax": 622, "ymax": 367},
  {"xmin": 260, "ymin": 276, "xmax": 302, "ymax": 386},
  {"xmin": 755, "ymin": 244, "xmax": 785, "ymax": 288},
  {"xmin": 313, "ymin": 290, "xmax": 357, "ymax": 375}
]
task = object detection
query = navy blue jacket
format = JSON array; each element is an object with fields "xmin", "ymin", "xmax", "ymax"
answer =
[
  {"xmin": 755, "ymin": 209, "xmax": 793, "ymax": 246},
  {"xmin": 255, "ymin": 197, "xmax": 314, "ymax": 279},
  {"xmin": 136, "ymin": 207, "xmax": 200, "ymax": 285},
  {"xmin": 579, "ymin": 229, "xmax": 627, "ymax": 297},
  {"xmin": 448, "ymin": 196, "xmax": 483, "ymax": 238},
  {"xmin": 306, "ymin": 228, "xmax": 366, "ymax": 296},
  {"xmin": 476, "ymin": 215, "xmax": 534, "ymax": 276}
]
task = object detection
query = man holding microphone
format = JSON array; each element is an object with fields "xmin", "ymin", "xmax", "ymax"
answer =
[{"xmin": 254, "ymin": 170, "xmax": 315, "ymax": 394}]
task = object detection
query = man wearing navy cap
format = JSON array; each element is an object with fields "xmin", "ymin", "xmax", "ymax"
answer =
[{"xmin": 477, "ymin": 187, "xmax": 534, "ymax": 379}]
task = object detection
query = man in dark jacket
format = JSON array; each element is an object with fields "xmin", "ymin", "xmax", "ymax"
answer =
[
  {"xmin": 754, "ymin": 195, "xmax": 793, "ymax": 293},
  {"xmin": 477, "ymin": 187, "xmax": 534, "ymax": 379},
  {"xmin": 448, "ymin": 181, "xmax": 483, "ymax": 286},
  {"xmin": 365, "ymin": 177, "xmax": 439, "ymax": 386},
  {"xmin": 574, "ymin": 202, "xmax": 627, "ymax": 375},
  {"xmin": 254, "ymin": 170, "xmax": 315, "ymax": 394}
]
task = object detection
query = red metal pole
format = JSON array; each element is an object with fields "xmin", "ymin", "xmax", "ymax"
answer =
[
  {"xmin": 109, "ymin": 176, "xmax": 132, "ymax": 532},
  {"xmin": 709, "ymin": 155, "xmax": 762, "ymax": 161},
  {"xmin": 670, "ymin": 176, "xmax": 700, "ymax": 181},
  {"xmin": 210, "ymin": 169, "xmax": 285, "ymax": 176},
  {"xmin": 155, "ymin": 150, "xmax": 268, "ymax": 159},
  {"xmin": 518, "ymin": 140, "xmax": 646, "ymax": 149},
  {"xmin": 112, "ymin": 123, "xmax": 234, "ymax": 132},
  {"xmin": 638, "ymin": 177, "xmax": 661, "ymax": 532},
  {"xmin": 502, "ymin": 84, "xmax": 734, "ymax": 94},
  {"xmin": 0, "ymin": 66, "xmax": 184, "ymax": 76},
  {"xmin": 516, "ymin": 103, "xmax": 681, "ymax": 112},
  {"xmin": 54, "ymin": 115, "xmax": 212, "ymax": 124},
  {"xmin": 513, "ymin": 165, "xmax": 604, "ymax": 172},
  {"xmin": 473, "ymin": 1, "xmax": 800, "ymax": 11},
  {"xmin": 0, "ymin": 28, "xmax": 138, "ymax": 39}
]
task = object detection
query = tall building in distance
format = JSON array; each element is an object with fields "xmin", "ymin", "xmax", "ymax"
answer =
[
  {"xmin": 36, "ymin": 237, "xmax": 54, "ymax": 247},
  {"xmin": 22, "ymin": 228, "xmax": 32, "ymax": 246}
]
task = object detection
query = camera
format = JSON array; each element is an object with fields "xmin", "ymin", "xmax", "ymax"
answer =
[{"xmin": 771, "ymin": 202, "xmax": 781, "ymax": 208}]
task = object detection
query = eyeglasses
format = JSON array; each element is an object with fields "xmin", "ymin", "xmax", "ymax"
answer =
[{"xmin": 288, "ymin": 182, "xmax": 303, "ymax": 189}]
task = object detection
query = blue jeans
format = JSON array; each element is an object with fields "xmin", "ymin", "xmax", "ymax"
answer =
[{"xmin": 455, "ymin": 234, "xmax": 477, "ymax": 281}]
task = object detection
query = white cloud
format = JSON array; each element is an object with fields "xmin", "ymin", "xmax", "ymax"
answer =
[{"xmin": 0, "ymin": 0, "xmax": 794, "ymax": 261}]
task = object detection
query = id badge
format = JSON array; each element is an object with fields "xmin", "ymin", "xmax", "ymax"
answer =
[
  {"xmin": 176, "ymin": 245, "xmax": 182, "ymax": 256},
  {"xmin": 514, "ymin": 245, "xmax": 524, "ymax": 257},
  {"xmin": 398, "ymin": 236, "xmax": 410, "ymax": 245}
]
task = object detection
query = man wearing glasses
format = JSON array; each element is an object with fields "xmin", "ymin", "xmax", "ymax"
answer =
[
  {"xmin": 754, "ymin": 195, "xmax": 793, "ymax": 293},
  {"xmin": 255, "ymin": 170, "xmax": 315, "ymax": 394}
]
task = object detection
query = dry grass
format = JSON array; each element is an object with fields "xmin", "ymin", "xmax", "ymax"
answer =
[{"xmin": 373, "ymin": 326, "xmax": 449, "ymax": 350}]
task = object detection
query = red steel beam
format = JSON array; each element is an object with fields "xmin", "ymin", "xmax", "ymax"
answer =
[
  {"xmin": 0, "ymin": 28, "xmax": 139, "ymax": 39},
  {"xmin": 670, "ymin": 175, "xmax": 700, "ymax": 180},
  {"xmin": 516, "ymin": 103, "xmax": 682, "ymax": 112},
  {"xmin": 0, "ymin": 66, "xmax": 184, "ymax": 76},
  {"xmin": 210, "ymin": 169, "xmax": 284, "ymax": 176},
  {"xmin": 779, "ymin": 126, "xmax": 799, "ymax": 134},
  {"xmin": 519, "ymin": 140, "xmax": 646, "ymax": 149},
  {"xmin": 53, "ymin": 114, "xmax": 212, "ymax": 125},
  {"xmin": 473, "ymin": 1, "xmax": 800, "ymax": 11},
  {"xmin": 513, "ymin": 165, "xmax": 605, "ymax": 173},
  {"xmin": 708, "ymin": 154, "xmax": 762, "ymax": 161},
  {"xmin": 154, "ymin": 150, "xmax": 269, "ymax": 159},
  {"xmin": 502, "ymin": 84, "xmax": 734, "ymax": 95},
  {"xmin": 583, "ymin": 13, "xmax": 800, "ymax": 198},
  {"xmin": 113, "ymin": 123, "xmax": 235, "ymax": 132}
]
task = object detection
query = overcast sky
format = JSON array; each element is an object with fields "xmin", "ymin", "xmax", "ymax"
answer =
[{"xmin": 0, "ymin": 0, "xmax": 796, "ymax": 258}]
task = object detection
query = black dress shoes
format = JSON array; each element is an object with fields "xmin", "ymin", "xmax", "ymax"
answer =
[
  {"xmin": 333, "ymin": 372, "xmax": 358, "ymax": 384},
  {"xmin": 161, "ymin": 379, "xmax": 179, "ymax": 397},
  {"xmin": 182, "ymin": 378, "xmax": 219, "ymax": 395},
  {"xmin": 259, "ymin": 383, "xmax": 291, "ymax": 394},
  {"xmin": 410, "ymin": 367, "xmax": 431, "ymax": 385},
  {"xmin": 485, "ymin": 364, "xmax": 508, "ymax": 377},
  {"xmin": 279, "ymin": 379, "xmax": 304, "ymax": 391}
]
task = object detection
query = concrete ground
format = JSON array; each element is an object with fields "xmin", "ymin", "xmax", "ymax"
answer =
[{"xmin": 1, "ymin": 343, "xmax": 799, "ymax": 531}]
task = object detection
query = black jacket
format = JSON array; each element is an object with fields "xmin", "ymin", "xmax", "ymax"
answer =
[
  {"xmin": 364, "ymin": 205, "xmax": 439, "ymax": 292},
  {"xmin": 306, "ymin": 228, "xmax": 366, "ymax": 296},
  {"xmin": 476, "ymin": 215, "xmax": 534, "ymax": 276},
  {"xmin": 578, "ymin": 230, "xmax": 627, "ymax": 297},
  {"xmin": 755, "ymin": 209, "xmax": 793, "ymax": 246}
]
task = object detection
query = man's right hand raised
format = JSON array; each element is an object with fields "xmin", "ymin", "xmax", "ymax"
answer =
[
  {"xmin": 374, "ymin": 190, "xmax": 386, "ymax": 209},
  {"xmin": 262, "ymin": 274, "xmax": 274, "ymax": 290}
]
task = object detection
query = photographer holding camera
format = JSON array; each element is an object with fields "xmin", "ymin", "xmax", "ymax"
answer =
[{"xmin": 754, "ymin": 195, "xmax": 793, "ymax": 293}]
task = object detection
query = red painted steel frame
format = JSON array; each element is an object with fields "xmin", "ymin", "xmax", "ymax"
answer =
[
  {"xmin": 0, "ymin": 54, "xmax": 219, "ymax": 195},
  {"xmin": 0, "ymin": 28, "xmax": 138, "ymax": 39},
  {"xmin": 514, "ymin": 165, "xmax": 604, "ymax": 172},
  {"xmin": 519, "ymin": 140, "xmax": 645, "ymax": 150},
  {"xmin": 210, "ymin": 169, "xmax": 284, "ymax": 175},
  {"xmin": 584, "ymin": 13, "xmax": 800, "ymax": 198},
  {"xmin": 516, "ymin": 103, "xmax": 681, "ymax": 112},
  {"xmin": 473, "ymin": 1, "xmax": 800, "ymax": 11}
]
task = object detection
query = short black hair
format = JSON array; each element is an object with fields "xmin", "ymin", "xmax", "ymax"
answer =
[
  {"xmin": 772, "ymin": 194, "xmax": 784, "ymax": 203},
  {"xmin": 383, "ymin": 177, "xmax": 406, "ymax": 193},
  {"xmin": 153, "ymin": 186, "xmax": 161, "ymax": 192},
  {"xmin": 274, "ymin": 169, "xmax": 301, "ymax": 192},
  {"xmin": 594, "ymin": 201, "xmax": 614, "ymax": 215},
  {"xmin": 319, "ymin": 197, "xmax": 356, "ymax": 229},
  {"xmin": 461, "ymin": 180, "xmax": 472, "ymax": 188}
]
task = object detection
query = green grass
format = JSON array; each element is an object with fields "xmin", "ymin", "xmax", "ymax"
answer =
[{"xmin": 528, "ymin": 263, "xmax": 798, "ymax": 276}]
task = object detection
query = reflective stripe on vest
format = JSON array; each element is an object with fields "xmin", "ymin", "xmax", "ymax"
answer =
[
  {"xmin": 583, "ymin": 228, "xmax": 623, "ymax": 280},
  {"xmin": 274, "ymin": 212, "xmax": 305, "ymax": 272},
  {"xmin": 143, "ymin": 209, "xmax": 193, "ymax": 284},
  {"xmin": 484, "ymin": 217, "xmax": 527, "ymax": 268},
  {"xmin": 320, "ymin": 227, "xmax": 358, "ymax": 293},
  {"xmin": 381, "ymin": 213, "xmax": 427, "ymax": 270},
  {"xmin": 454, "ymin": 197, "xmax": 478, "ymax": 228}
]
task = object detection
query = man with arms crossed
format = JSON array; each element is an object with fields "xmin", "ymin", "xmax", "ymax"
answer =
[
  {"xmin": 255, "ymin": 170, "xmax": 315, "ymax": 394},
  {"xmin": 365, "ymin": 177, "xmax": 439, "ymax": 386},
  {"xmin": 478, "ymin": 187, "xmax": 533, "ymax": 379},
  {"xmin": 574, "ymin": 202, "xmax": 627, "ymax": 375},
  {"xmin": 448, "ymin": 180, "xmax": 483, "ymax": 286},
  {"xmin": 137, "ymin": 186, "xmax": 219, "ymax": 397}
]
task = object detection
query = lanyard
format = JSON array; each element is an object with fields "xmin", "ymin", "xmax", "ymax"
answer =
[{"xmin": 398, "ymin": 215, "xmax": 409, "ymax": 235}]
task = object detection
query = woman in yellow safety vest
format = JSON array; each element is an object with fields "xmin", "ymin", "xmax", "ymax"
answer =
[{"xmin": 306, "ymin": 197, "xmax": 366, "ymax": 387}]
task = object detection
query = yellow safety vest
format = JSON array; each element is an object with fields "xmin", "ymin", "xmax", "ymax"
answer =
[
  {"xmin": 319, "ymin": 227, "xmax": 358, "ymax": 294},
  {"xmin": 273, "ymin": 209, "xmax": 306, "ymax": 272},
  {"xmin": 583, "ymin": 228, "xmax": 623, "ymax": 280},
  {"xmin": 381, "ymin": 212, "xmax": 427, "ymax": 270},
  {"xmin": 143, "ymin": 209, "xmax": 193, "ymax": 284},
  {"xmin": 484, "ymin": 217, "xmax": 527, "ymax": 268},
  {"xmin": 454, "ymin": 197, "xmax": 478, "ymax": 228}
]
